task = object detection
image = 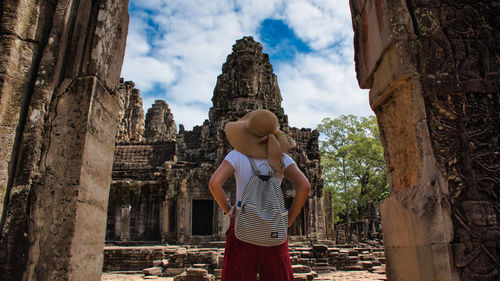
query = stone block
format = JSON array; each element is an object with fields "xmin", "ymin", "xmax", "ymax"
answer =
[
  {"xmin": 374, "ymin": 79, "xmax": 421, "ymax": 193},
  {"xmin": 143, "ymin": 267, "xmax": 162, "ymax": 276},
  {"xmin": 350, "ymin": 0, "xmax": 415, "ymax": 88},
  {"xmin": 292, "ymin": 264, "xmax": 311, "ymax": 273},
  {"xmin": 369, "ymin": 41, "xmax": 417, "ymax": 110},
  {"xmin": 361, "ymin": 261, "xmax": 373, "ymax": 268},
  {"xmin": 186, "ymin": 268, "xmax": 209, "ymax": 277},
  {"xmin": 381, "ymin": 196, "xmax": 456, "ymax": 281},
  {"xmin": 343, "ymin": 265, "xmax": 365, "ymax": 271},
  {"xmin": 293, "ymin": 274, "xmax": 309, "ymax": 281},
  {"xmin": 347, "ymin": 250, "xmax": 359, "ymax": 256},
  {"xmin": 20, "ymin": 76, "xmax": 120, "ymax": 280},
  {"xmin": 164, "ymin": 267, "xmax": 185, "ymax": 276},
  {"xmin": 312, "ymin": 244, "xmax": 328, "ymax": 253}
]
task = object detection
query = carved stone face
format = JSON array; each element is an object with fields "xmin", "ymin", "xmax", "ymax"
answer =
[{"xmin": 462, "ymin": 201, "xmax": 497, "ymax": 226}]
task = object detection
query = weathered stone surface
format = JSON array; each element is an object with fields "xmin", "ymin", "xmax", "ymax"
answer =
[
  {"xmin": 350, "ymin": 0, "xmax": 415, "ymax": 88},
  {"xmin": 145, "ymin": 100, "xmax": 177, "ymax": 143},
  {"xmin": 143, "ymin": 267, "xmax": 162, "ymax": 276},
  {"xmin": 0, "ymin": 35, "xmax": 40, "ymax": 221},
  {"xmin": 27, "ymin": 76, "xmax": 120, "ymax": 281},
  {"xmin": 209, "ymin": 36, "xmax": 287, "ymax": 126},
  {"xmin": 116, "ymin": 80, "xmax": 145, "ymax": 143},
  {"xmin": 173, "ymin": 267, "xmax": 215, "ymax": 281},
  {"xmin": 0, "ymin": 0, "xmax": 55, "ymax": 224},
  {"xmin": 350, "ymin": 1, "xmax": 499, "ymax": 281},
  {"xmin": 0, "ymin": 0, "xmax": 129, "ymax": 280},
  {"xmin": 103, "ymin": 246, "xmax": 166, "ymax": 272}
]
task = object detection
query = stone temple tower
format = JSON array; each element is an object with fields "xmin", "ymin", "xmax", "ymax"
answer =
[{"xmin": 107, "ymin": 37, "xmax": 325, "ymax": 245}]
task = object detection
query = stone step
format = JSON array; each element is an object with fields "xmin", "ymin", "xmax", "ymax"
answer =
[
  {"xmin": 361, "ymin": 261, "xmax": 373, "ymax": 269},
  {"xmin": 311, "ymin": 266, "xmax": 330, "ymax": 273},
  {"xmin": 292, "ymin": 264, "xmax": 312, "ymax": 273},
  {"xmin": 347, "ymin": 256, "xmax": 359, "ymax": 262},
  {"xmin": 143, "ymin": 267, "xmax": 162, "ymax": 276},
  {"xmin": 316, "ymin": 239, "xmax": 336, "ymax": 246},
  {"xmin": 293, "ymin": 273, "xmax": 312, "ymax": 281},
  {"xmin": 343, "ymin": 265, "xmax": 365, "ymax": 271},
  {"xmin": 359, "ymin": 254, "xmax": 375, "ymax": 261}
]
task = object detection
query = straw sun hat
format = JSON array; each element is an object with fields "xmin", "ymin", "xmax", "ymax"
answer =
[{"xmin": 224, "ymin": 109, "xmax": 296, "ymax": 173}]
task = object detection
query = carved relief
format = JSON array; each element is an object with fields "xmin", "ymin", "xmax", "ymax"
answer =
[
  {"xmin": 428, "ymin": 92, "xmax": 499, "ymax": 281},
  {"xmin": 412, "ymin": 1, "xmax": 500, "ymax": 280}
]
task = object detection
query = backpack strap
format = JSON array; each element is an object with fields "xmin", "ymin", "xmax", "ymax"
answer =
[{"xmin": 247, "ymin": 156, "xmax": 274, "ymax": 179}]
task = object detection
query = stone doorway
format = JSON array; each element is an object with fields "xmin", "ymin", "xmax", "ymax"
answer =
[
  {"xmin": 191, "ymin": 199, "xmax": 214, "ymax": 236},
  {"xmin": 287, "ymin": 198, "xmax": 307, "ymax": 236}
]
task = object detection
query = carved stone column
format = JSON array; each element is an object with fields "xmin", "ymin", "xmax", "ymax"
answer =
[
  {"xmin": 0, "ymin": 0, "xmax": 129, "ymax": 280},
  {"xmin": 350, "ymin": 1, "xmax": 499, "ymax": 281}
]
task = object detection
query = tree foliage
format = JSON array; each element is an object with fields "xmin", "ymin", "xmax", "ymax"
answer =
[{"xmin": 317, "ymin": 115, "xmax": 388, "ymax": 224}]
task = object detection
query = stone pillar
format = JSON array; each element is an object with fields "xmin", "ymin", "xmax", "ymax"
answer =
[
  {"xmin": 28, "ymin": 77, "xmax": 120, "ymax": 280},
  {"xmin": 160, "ymin": 200, "xmax": 170, "ymax": 243},
  {"xmin": 0, "ymin": 0, "xmax": 51, "ymax": 220},
  {"xmin": 0, "ymin": 0, "xmax": 129, "ymax": 280},
  {"xmin": 177, "ymin": 179, "xmax": 188, "ymax": 243},
  {"xmin": 120, "ymin": 205, "xmax": 131, "ymax": 242},
  {"xmin": 323, "ymin": 190, "xmax": 335, "ymax": 241},
  {"xmin": 350, "ymin": 1, "xmax": 499, "ymax": 281}
]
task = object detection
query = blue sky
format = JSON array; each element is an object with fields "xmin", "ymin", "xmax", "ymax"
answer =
[{"xmin": 121, "ymin": 0, "xmax": 373, "ymax": 130}]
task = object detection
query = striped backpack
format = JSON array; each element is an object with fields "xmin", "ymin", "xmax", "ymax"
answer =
[{"xmin": 234, "ymin": 156, "xmax": 288, "ymax": 246}]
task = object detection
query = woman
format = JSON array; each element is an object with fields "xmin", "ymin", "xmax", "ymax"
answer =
[{"xmin": 209, "ymin": 109, "xmax": 311, "ymax": 281}]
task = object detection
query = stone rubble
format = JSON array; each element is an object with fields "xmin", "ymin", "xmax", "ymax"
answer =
[{"xmin": 103, "ymin": 242, "xmax": 386, "ymax": 280}]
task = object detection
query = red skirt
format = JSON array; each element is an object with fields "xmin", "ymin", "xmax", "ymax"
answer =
[{"xmin": 222, "ymin": 217, "xmax": 294, "ymax": 281}]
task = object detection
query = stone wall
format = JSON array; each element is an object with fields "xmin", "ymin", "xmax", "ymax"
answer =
[
  {"xmin": 350, "ymin": 1, "xmax": 499, "ymax": 281},
  {"xmin": 107, "ymin": 37, "xmax": 325, "ymax": 245},
  {"xmin": 0, "ymin": 0, "xmax": 129, "ymax": 280}
]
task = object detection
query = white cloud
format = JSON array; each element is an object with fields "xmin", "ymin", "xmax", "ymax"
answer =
[
  {"xmin": 278, "ymin": 53, "xmax": 372, "ymax": 129},
  {"xmin": 122, "ymin": 0, "xmax": 371, "ymax": 130},
  {"xmin": 284, "ymin": 0, "xmax": 353, "ymax": 50},
  {"xmin": 168, "ymin": 103, "xmax": 210, "ymax": 131}
]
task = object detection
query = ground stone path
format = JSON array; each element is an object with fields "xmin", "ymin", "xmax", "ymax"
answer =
[{"xmin": 102, "ymin": 270, "xmax": 387, "ymax": 281}]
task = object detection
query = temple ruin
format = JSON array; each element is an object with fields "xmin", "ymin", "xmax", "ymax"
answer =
[
  {"xmin": 0, "ymin": 0, "xmax": 498, "ymax": 280},
  {"xmin": 106, "ymin": 36, "xmax": 326, "ymax": 245}
]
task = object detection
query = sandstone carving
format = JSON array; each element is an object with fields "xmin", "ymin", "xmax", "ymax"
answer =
[
  {"xmin": 116, "ymin": 79, "xmax": 145, "ymax": 143},
  {"xmin": 145, "ymin": 100, "xmax": 177, "ymax": 143},
  {"xmin": 350, "ymin": 1, "xmax": 499, "ymax": 281},
  {"xmin": 0, "ymin": 0, "xmax": 129, "ymax": 280}
]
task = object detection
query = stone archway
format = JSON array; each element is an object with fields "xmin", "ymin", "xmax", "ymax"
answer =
[{"xmin": 350, "ymin": 1, "xmax": 499, "ymax": 281}]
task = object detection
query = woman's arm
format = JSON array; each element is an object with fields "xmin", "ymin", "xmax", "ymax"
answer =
[
  {"xmin": 209, "ymin": 160, "xmax": 235, "ymax": 215},
  {"xmin": 284, "ymin": 163, "xmax": 311, "ymax": 227}
]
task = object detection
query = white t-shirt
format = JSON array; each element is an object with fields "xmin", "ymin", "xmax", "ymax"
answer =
[{"xmin": 224, "ymin": 149, "xmax": 296, "ymax": 203}]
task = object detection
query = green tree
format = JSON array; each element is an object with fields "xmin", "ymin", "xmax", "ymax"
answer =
[{"xmin": 317, "ymin": 115, "xmax": 388, "ymax": 225}]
